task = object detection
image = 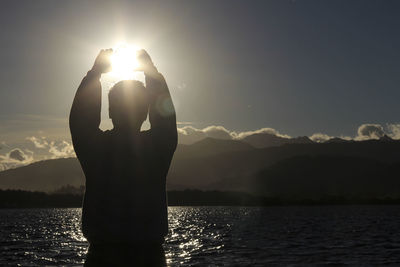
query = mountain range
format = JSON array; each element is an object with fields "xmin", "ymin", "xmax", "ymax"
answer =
[{"xmin": 1, "ymin": 133, "xmax": 400, "ymax": 199}]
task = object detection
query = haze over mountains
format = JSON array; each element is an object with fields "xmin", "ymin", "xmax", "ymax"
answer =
[{"xmin": 1, "ymin": 132, "xmax": 400, "ymax": 199}]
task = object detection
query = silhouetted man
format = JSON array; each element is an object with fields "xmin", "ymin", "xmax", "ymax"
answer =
[{"xmin": 70, "ymin": 49, "xmax": 177, "ymax": 266}]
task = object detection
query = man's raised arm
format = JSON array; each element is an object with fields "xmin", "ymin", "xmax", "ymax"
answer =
[
  {"xmin": 69, "ymin": 49, "xmax": 112, "ymax": 153},
  {"xmin": 140, "ymin": 50, "xmax": 177, "ymax": 151}
]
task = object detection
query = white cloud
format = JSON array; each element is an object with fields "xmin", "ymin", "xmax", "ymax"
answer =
[
  {"xmin": 177, "ymin": 125, "xmax": 290, "ymax": 144},
  {"xmin": 355, "ymin": 124, "xmax": 385, "ymax": 141},
  {"xmin": 309, "ymin": 133, "xmax": 333, "ymax": 143},
  {"xmin": 178, "ymin": 126, "xmax": 207, "ymax": 144},
  {"xmin": 178, "ymin": 125, "xmax": 235, "ymax": 144},
  {"xmin": 388, "ymin": 124, "xmax": 400, "ymax": 140},
  {"xmin": 0, "ymin": 148, "xmax": 33, "ymax": 171},
  {"xmin": 233, "ymin": 128, "xmax": 291, "ymax": 139},
  {"xmin": 178, "ymin": 123, "xmax": 400, "ymax": 145},
  {"xmin": 48, "ymin": 140, "xmax": 75, "ymax": 158},
  {"xmin": 27, "ymin": 136, "xmax": 75, "ymax": 159},
  {"xmin": 203, "ymin": 126, "xmax": 233, "ymax": 140},
  {"xmin": 26, "ymin": 136, "xmax": 48, "ymax": 148},
  {"xmin": 339, "ymin": 135, "xmax": 353, "ymax": 141}
]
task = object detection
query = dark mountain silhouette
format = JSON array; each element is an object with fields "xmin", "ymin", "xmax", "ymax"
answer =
[
  {"xmin": 379, "ymin": 135, "xmax": 395, "ymax": 142},
  {"xmin": 325, "ymin": 137, "xmax": 353, "ymax": 143},
  {"xmin": 169, "ymin": 138, "xmax": 400, "ymax": 191},
  {"xmin": 0, "ymin": 138, "xmax": 255, "ymax": 192},
  {"xmin": 326, "ymin": 135, "xmax": 394, "ymax": 144},
  {"xmin": 0, "ymin": 158, "xmax": 83, "ymax": 191},
  {"xmin": 175, "ymin": 137, "xmax": 254, "ymax": 158},
  {"xmin": 241, "ymin": 132, "xmax": 313, "ymax": 148},
  {"xmin": 1, "ymin": 138, "xmax": 400, "ymax": 198},
  {"xmin": 254, "ymin": 155, "xmax": 400, "ymax": 199}
]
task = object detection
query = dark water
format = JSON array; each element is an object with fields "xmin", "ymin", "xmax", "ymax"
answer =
[{"xmin": 1, "ymin": 206, "xmax": 400, "ymax": 266}]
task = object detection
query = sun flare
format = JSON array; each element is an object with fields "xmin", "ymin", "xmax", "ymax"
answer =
[{"xmin": 109, "ymin": 44, "xmax": 140, "ymax": 80}]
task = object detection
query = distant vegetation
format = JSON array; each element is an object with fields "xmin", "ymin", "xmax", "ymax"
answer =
[
  {"xmin": 0, "ymin": 189, "xmax": 83, "ymax": 208},
  {"xmin": 1, "ymin": 188, "xmax": 400, "ymax": 208}
]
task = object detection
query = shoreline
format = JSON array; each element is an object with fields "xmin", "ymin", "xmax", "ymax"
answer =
[{"xmin": 2, "ymin": 189, "xmax": 400, "ymax": 208}]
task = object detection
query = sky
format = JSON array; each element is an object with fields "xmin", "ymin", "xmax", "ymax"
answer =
[{"xmin": 1, "ymin": 0, "xmax": 400, "ymax": 168}]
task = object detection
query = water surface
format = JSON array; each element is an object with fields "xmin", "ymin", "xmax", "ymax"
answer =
[{"xmin": 1, "ymin": 206, "xmax": 400, "ymax": 266}]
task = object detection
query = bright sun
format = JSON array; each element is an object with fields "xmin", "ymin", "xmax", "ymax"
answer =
[{"xmin": 109, "ymin": 43, "xmax": 140, "ymax": 80}]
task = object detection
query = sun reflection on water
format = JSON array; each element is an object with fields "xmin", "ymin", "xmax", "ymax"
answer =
[{"xmin": 1, "ymin": 207, "xmax": 271, "ymax": 266}]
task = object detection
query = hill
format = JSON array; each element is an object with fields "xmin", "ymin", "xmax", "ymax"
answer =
[
  {"xmin": 168, "ymin": 138, "xmax": 400, "ymax": 190},
  {"xmin": 175, "ymin": 137, "xmax": 254, "ymax": 158},
  {"xmin": 241, "ymin": 132, "xmax": 313, "ymax": 148},
  {"xmin": 254, "ymin": 155, "xmax": 400, "ymax": 198},
  {"xmin": 1, "ymin": 138, "xmax": 400, "ymax": 198},
  {"xmin": 0, "ymin": 158, "xmax": 83, "ymax": 192}
]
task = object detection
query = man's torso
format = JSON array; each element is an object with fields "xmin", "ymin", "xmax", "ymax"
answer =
[{"xmin": 76, "ymin": 129, "xmax": 173, "ymax": 244}]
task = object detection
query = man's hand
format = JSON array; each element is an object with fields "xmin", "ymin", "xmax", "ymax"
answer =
[
  {"xmin": 91, "ymin": 49, "xmax": 113, "ymax": 75},
  {"xmin": 136, "ymin": 49, "xmax": 157, "ymax": 74}
]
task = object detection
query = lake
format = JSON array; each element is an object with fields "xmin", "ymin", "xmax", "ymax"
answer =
[{"xmin": 1, "ymin": 206, "xmax": 400, "ymax": 266}]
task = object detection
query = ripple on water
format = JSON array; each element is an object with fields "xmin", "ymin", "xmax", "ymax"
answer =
[{"xmin": 1, "ymin": 206, "xmax": 400, "ymax": 266}]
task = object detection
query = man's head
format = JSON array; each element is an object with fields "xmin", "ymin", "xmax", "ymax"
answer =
[{"xmin": 108, "ymin": 80, "xmax": 149, "ymax": 131}]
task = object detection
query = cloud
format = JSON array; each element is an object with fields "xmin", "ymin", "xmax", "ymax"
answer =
[
  {"xmin": 310, "ymin": 123, "xmax": 396, "ymax": 142},
  {"xmin": 178, "ymin": 123, "xmax": 400, "ymax": 145},
  {"xmin": 203, "ymin": 126, "xmax": 233, "ymax": 140},
  {"xmin": 27, "ymin": 136, "xmax": 75, "ymax": 158},
  {"xmin": 178, "ymin": 125, "xmax": 236, "ymax": 144},
  {"xmin": 309, "ymin": 123, "xmax": 400, "ymax": 142},
  {"xmin": 178, "ymin": 126, "xmax": 207, "ymax": 144},
  {"xmin": 177, "ymin": 125, "xmax": 290, "ymax": 144},
  {"xmin": 234, "ymin": 128, "xmax": 291, "ymax": 139},
  {"xmin": 9, "ymin": 148, "xmax": 27, "ymax": 161},
  {"xmin": 0, "ymin": 148, "xmax": 33, "ymax": 171},
  {"xmin": 2, "ymin": 122, "xmax": 399, "ymax": 170},
  {"xmin": 309, "ymin": 133, "xmax": 333, "ymax": 143},
  {"xmin": 355, "ymin": 124, "xmax": 385, "ymax": 140},
  {"xmin": 388, "ymin": 124, "xmax": 400, "ymax": 140},
  {"xmin": 48, "ymin": 140, "xmax": 75, "ymax": 158},
  {"xmin": 26, "ymin": 136, "xmax": 48, "ymax": 148},
  {"xmin": 339, "ymin": 135, "xmax": 353, "ymax": 141},
  {"xmin": 1, "ymin": 136, "xmax": 75, "ymax": 171}
]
